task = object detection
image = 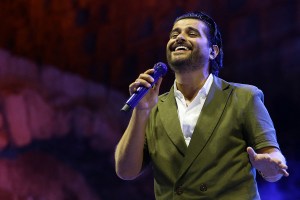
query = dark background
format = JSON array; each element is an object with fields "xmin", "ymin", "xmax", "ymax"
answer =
[{"xmin": 0, "ymin": 0, "xmax": 299, "ymax": 199}]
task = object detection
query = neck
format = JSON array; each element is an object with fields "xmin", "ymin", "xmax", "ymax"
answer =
[{"xmin": 175, "ymin": 69, "xmax": 210, "ymax": 102}]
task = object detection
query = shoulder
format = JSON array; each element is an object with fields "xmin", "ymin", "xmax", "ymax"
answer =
[
  {"xmin": 214, "ymin": 76, "xmax": 264, "ymax": 100},
  {"xmin": 230, "ymin": 82, "xmax": 262, "ymax": 95},
  {"xmin": 217, "ymin": 76, "xmax": 262, "ymax": 94}
]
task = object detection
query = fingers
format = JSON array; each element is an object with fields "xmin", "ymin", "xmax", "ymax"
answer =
[
  {"xmin": 275, "ymin": 161, "xmax": 289, "ymax": 177},
  {"xmin": 246, "ymin": 147, "xmax": 257, "ymax": 159},
  {"xmin": 137, "ymin": 69, "xmax": 155, "ymax": 86},
  {"xmin": 129, "ymin": 81, "xmax": 142, "ymax": 95},
  {"xmin": 276, "ymin": 160, "xmax": 288, "ymax": 169},
  {"xmin": 129, "ymin": 69, "xmax": 158, "ymax": 95},
  {"xmin": 267, "ymin": 161, "xmax": 289, "ymax": 178},
  {"xmin": 247, "ymin": 146, "xmax": 272, "ymax": 160},
  {"xmin": 280, "ymin": 168, "xmax": 289, "ymax": 177},
  {"xmin": 153, "ymin": 77, "xmax": 163, "ymax": 92}
]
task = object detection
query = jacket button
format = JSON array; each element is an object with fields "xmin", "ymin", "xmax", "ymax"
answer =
[
  {"xmin": 199, "ymin": 183, "xmax": 207, "ymax": 192},
  {"xmin": 175, "ymin": 186, "xmax": 184, "ymax": 195}
]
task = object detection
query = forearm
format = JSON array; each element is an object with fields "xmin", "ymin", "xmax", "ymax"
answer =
[{"xmin": 115, "ymin": 109, "xmax": 151, "ymax": 180}]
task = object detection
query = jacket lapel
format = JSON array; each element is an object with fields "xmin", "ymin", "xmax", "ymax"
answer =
[
  {"xmin": 158, "ymin": 87, "xmax": 188, "ymax": 156},
  {"xmin": 177, "ymin": 76, "xmax": 233, "ymax": 178}
]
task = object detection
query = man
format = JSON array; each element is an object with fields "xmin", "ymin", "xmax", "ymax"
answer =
[{"xmin": 115, "ymin": 12, "xmax": 289, "ymax": 199}]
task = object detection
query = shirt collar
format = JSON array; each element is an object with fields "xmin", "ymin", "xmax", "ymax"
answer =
[{"xmin": 174, "ymin": 73, "xmax": 214, "ymax": 98}]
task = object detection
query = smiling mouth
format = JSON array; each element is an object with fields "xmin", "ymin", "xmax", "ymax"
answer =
[{"xmin": 174, "ymin": 46, "xmax": 190, "ymax": 51}]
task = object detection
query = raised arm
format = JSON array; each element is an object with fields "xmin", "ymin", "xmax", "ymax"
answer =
[{"xmin": 114, "ymin": 69, "xmax": 162, "ymax": 180}]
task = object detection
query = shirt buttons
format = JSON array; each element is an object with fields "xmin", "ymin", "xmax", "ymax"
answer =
[
  {"xmin": 199, "ymin": 183, "xmax": 207, "ymax": 192},
  {"xmin": 175, "ymin": 186, "xmax": 184, "ymax": 195}
]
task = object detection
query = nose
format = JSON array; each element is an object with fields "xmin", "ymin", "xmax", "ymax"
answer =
[{"xmin": 175, "ymin": 34, "xmax": 186, "ymax": 43}]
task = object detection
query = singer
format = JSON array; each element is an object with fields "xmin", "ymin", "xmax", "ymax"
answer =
[{"xmin": 115, "ymin": 12, "xmax": 288, "ymax": 200}]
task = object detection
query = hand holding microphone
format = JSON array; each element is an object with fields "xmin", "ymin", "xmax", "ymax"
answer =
[{"xmin": 121, "ymin": 62, "xmax": 167, "ymax": 112}]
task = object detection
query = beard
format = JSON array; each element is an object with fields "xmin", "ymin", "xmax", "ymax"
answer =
[{"xmin": 166, "ymin": 49, "xmax": 207, "ymax": 73}]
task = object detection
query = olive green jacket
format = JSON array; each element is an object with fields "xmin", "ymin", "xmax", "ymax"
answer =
[{"xmin": 144, "ymin": 76, "xmax": 279, "ymax": 200}]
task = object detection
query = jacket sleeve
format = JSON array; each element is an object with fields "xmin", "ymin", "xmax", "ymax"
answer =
[{"xmin": 241, "ymin": 86, "xmax": 280, "ymax": 150}]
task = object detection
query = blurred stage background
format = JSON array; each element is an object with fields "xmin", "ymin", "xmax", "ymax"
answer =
[{"xmin": 0, "ymin": 0, "xmax": 299, "ymax": 199}]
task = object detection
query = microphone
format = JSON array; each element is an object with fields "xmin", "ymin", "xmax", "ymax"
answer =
[{"xmin": 121, "ymin": 62, "xmax": 168, "ymax": 112}]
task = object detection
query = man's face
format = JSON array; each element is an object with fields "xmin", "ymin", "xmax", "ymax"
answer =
[{"xmin": 166, "ymin": 18, "xmax": 211, "ymax": 73}]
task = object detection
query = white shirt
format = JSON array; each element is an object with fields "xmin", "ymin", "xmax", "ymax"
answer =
[{"xmin": 174, "ymin": 74, "xmax": 213, "ymax": 146}]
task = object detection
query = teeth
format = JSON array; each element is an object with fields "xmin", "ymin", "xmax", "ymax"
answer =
[{"xmin": 175, "ymin": 46, "xmax": 189, "ymax": 51}]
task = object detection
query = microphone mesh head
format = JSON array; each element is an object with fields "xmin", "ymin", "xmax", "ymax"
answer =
[{"xmin": 154, "ymin": 62, "xmax": 167, "ymax": 76}]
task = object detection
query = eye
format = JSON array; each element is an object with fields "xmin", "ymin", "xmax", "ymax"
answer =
[
  {"xmin": 170, "ymin": 32, "xmax": 179, "ymax": 39},
  {"xmin": 189, "ymin": 31, "xmax": 199, "ymax": 37}
]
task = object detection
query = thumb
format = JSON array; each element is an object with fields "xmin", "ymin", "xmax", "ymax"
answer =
[
  {"xmin": 247, "ymin": 147, "xmax": 257, "ymax": 160},
  {"xmin": 153, "ymin": 77, "xmax": 163, "ymax": 93}
]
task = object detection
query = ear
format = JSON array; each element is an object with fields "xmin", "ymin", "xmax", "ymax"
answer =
[{"xmin": 209, "ymin": 45, "xmax": 220, "ymax": 60}]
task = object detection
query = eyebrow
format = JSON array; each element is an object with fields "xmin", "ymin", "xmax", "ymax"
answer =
[
  {"xmin": 170, "ymin": 26, "xmax": 200, "ymax": 34},
  {"xmin": 186, "ymin": 27, "xmax": 200, "ymax": 34},
  {"xmin": 170, "ymin": 27, "xmax": 180, "ymax": 35}
]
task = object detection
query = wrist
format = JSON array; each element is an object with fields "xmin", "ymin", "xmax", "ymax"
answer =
[{"xmin": 133, "ymin": 108, "xmax": 152, "ymax": 118}]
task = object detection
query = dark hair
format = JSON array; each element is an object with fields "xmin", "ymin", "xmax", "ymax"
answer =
[{"xmin": 174, "ymin": 12, "xmax": 224, "ymax": 76}]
